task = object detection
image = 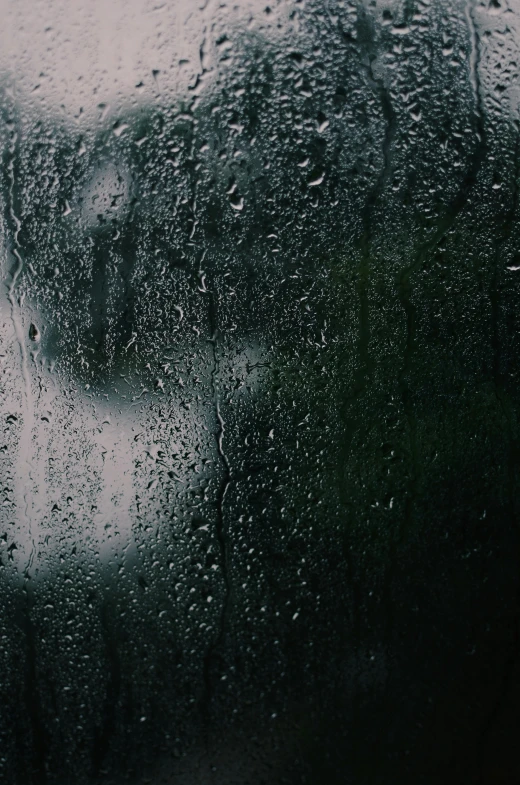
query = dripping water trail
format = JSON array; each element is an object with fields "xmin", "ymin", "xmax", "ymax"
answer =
[
  {"xmin": 352, "ymin": 39, "xmax": 396, "ymax": 413},
  {"xmin": 466, "ymin": 0, "xmax": 484, "ymax": 126},
  {"xmin": 342, "ymin": 9, "xmax": 397, "ymax": 713},
  {"xmin": 202, "ymin": 280, "xmax": 232, "ymax": 732},
  {"xmin": 5, "ymin": 123, "xmax": 36, "ymax": 573},
  {"xmin": 4, "ymin": 114, "xmax": 46, "ymax": 779},
  {"xmin": 342, "ymin": 11, "xmax": 397, "ymax": 467}
]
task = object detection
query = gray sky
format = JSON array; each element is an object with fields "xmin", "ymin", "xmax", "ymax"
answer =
[
  {"xmin": 0, "ymin": 0, "xmax": 289, "ymax": 120},
  {"xmin": 2, "ymin": 0, "xmax": 520, "ymax": 126}
]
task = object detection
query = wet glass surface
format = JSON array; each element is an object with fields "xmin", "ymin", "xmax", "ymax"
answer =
[{"xmin": 1, "ymin": 1, "xmax": 520, "ymax": 783}]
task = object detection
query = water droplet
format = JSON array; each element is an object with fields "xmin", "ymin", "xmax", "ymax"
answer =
[
  {"xmin": 229, "ymin": 195, "xmax": 244, "ymax": 211},
  {"xmin": 308, "ymin": 173, "xmax": 324, "ymax": 187}
]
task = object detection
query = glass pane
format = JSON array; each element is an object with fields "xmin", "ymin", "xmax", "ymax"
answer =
[{"xmin": 1, "ymin": 1, "xmax": 519, "ymax": 782}]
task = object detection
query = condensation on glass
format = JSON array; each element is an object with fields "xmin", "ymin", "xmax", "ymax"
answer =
[{"xmin": 1, "ymin": 1, "xmax": 519, "ymax": 783}]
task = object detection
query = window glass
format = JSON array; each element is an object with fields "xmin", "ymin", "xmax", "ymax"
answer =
[{"xmin": 1, "ymin": 1, "xmax": 519, "ymax": 783}]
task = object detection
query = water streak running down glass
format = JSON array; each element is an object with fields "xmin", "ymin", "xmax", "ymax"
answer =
[{"xmin": 1, "ymin": 1, "xmax": 520, "ymax": 783}]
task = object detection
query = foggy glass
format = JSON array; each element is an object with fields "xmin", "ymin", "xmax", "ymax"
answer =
[{"xmin": 1, "ymin": 1, "xmax": 520, "ymax": 783}]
